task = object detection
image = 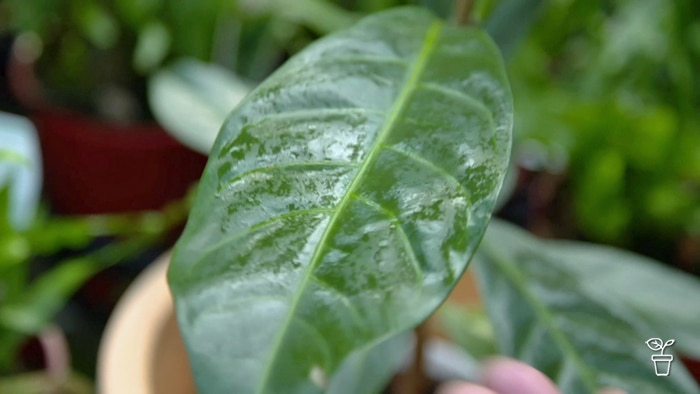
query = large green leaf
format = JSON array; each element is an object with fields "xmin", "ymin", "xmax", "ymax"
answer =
[
  {"xmin": 475, "ymin": 220, "xmax": 700, "ymax": 394},
  {"xmin": 169, "ymin": 7, "xmax": 512, "ymax": 393},
  {"xmin": 545, "ymin": 241, "xmax": 700, "ymax": 359}
]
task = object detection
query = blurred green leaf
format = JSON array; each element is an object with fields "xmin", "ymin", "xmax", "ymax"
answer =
[
  {"xmin": 545, "ymin": 239, "xmax": 700, "ymax": 359},
  {"xmin": 149, "ymin": 58, "xmax": 252, "ymax": 154},
  {"xmin": 133, "ymin": 21, "xmax": 171, "ymax": 74},
  {"xmin": 276, "ymin": 0, "xmax": 359, "ymax": 35},
  {"xmin": 115, "ymin": 0, "xmax": 163, "ymax": 28},
  {"xmin": 74, "ymin": 2, "xmax": 120, "ymax": 50},
  {"xmin": 624, "ymin": 106, "xmax": 675, "ymax": 169},
  {"xmin": 5, "ymin": 0, "xmax": 61, "ymax": 36},
  {"xmin": 0, "ymin": 112, "xmax": 42, "ymax": 232},
  {"xmin": 574, "ymin": 149, "xmax": 630, "ymax": 243},
  {"xmin": 507, "ymin": 0, "xmax": 700, "ymax": 246},
  {"xmin": 353, "ymin": 0, "xmax": 401, "ymax": 13},
  {"xmin": 475, "ymin": 220, "xmax": 700, "ymax": 393},
  {"xmin": 485, "ymin": 0, "xmax": 545, "ymax": 59},
  {"xmin": 644, "ymin": 182, "xmax": 694, "ymax": 232},
  {"xmin": 0, "ymin": 233, "xmax": 30, "ymax": 270},
  {"xmin": 0, "ymin": 187, "xmax": 29, "ymax": 305},
  {"xmin": 0, "ymin": 150, "xmax": 30, "ymax": 167},
  {"xmin": 0, "ymin": 371, "xmax": 93, "ymax": 394},
  {"xmin": 238, "ymin": 0, "xmax": 358, "ymax": 34},
  {"xmin": 0, "ymin": 236, "xmax": 154, "ymax": 335},
  {"xmin": 0, "ymin": 329, "xmax": 24, "ymax": 371},
  {"xmin": 437, "ymin": 303, "xmax": 497, "ymax": 360},
  {"xmin": 25, "ymin": 217, "xmax": 94, "ymax": 256}
]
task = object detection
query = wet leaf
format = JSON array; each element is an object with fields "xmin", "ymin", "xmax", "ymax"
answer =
[{"xmin": 169, "ymin": 7, "xmax": 512, "ymax": 394}]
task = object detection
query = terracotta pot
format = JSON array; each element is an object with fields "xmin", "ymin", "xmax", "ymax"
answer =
[
  {"xmin": 32, "ymin": 109, "xmax": 207, "ymax": 214},
  {"xmin": 97, "ymin": 252, "xmax": 195, "ymax": 394}
]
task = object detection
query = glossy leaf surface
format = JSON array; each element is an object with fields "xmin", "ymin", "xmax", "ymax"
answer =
[
  {"xmin": 170, "ymin": 7, "xmax": 512, "ymax": 393},
  {"xmin": 475, "ymin": 220, "xmax": 700, "ymax": 394}
]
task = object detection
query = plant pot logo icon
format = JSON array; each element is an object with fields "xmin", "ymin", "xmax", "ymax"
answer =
[{"xmin": 645, "ymin": 338, "xmax": 675, "ymax": 376}]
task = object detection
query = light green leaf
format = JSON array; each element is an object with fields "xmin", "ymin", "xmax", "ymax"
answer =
[
  {"xmin": 0, "ymin": 149, "xmax": 30, "ymax": 167},
  {"xmin": 133, "ymin": 21, "xmax": 171, "ymax": 74},
  {"xmin": 0, "ymin": 111, "xmax": 42, "ymax": 232},
  {"xmin": 0, "ymin": 237, "xmax": 153, "ymax": 335},
  {"xmin": 0, "ymin": 372, "xmax": 93, "ymax": 394},
  {"xmin": 149, "ymin": 58, "xmax": 252, "ymax": 154},
  {"xmin": 475, "ymin": 220, "xmax": 700, "ymax": 394},
  {"xmin": 75, "ymin": 2, "xmax": 120, "ymax": 50},
  {"xmin": 169, "ymin": 7, "xmax": 512, "ymax": 394},
  {"xmin": 546, "ymin": 240, "xmax": 700, "ymax": 359},
  {"xmin": 238, "ymin": 0, "xmax": 358, "ymax": 35}
]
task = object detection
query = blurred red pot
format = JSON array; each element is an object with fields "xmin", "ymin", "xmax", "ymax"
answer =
[
  {"xmin": 32, "ymin": 109, "xmax": 206, "ymax": 214},
  {"xmin": 7, "ymin": 34, "xmax": 207, "ymax": 214}
]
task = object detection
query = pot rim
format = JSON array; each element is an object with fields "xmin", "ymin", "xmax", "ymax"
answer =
[{"xmin": 97, "ymin": 252, "xmax": 173, "ymax": 394}]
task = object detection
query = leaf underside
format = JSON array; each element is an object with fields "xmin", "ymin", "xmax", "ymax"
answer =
[
  {"xmin": 475, "ymin": 220, "xmax": 700, "ymax": 394},
  {"xmin": 169, "ymin": 7, "xmax": 511, "ymax": 394}
]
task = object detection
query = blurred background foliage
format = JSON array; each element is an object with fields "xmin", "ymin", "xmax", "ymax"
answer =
[
  {"xmin": 0, "ymin": 0, "xmax": 454, "ymax": 118},
  {"xmin": 0, "ymin": 137, "xmax": 190, "ymax": 387},
  {"xmin": 508, "ymin": 0, "xmax": 700, "ymax": 259}
]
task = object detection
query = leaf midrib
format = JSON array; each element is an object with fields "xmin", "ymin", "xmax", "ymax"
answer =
[
  {"xmin": 479, "ymin": 237, "xmax": 599, "ymax": 392},
  {"xmin": 254, "ymin": 21, "xmax": 443, "ymax": 394}
]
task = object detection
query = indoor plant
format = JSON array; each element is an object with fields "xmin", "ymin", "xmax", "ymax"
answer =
[
  {"xmin": 163, "ymin": 5, "xmax": 700, "ymax": 394},
  {"xmin": 168, "ymin": 6, "xmax": 513, "ymax": 393},
  {"xmin": 92, "ymin": 2, "xmax": 700, "ymax": 394}
]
